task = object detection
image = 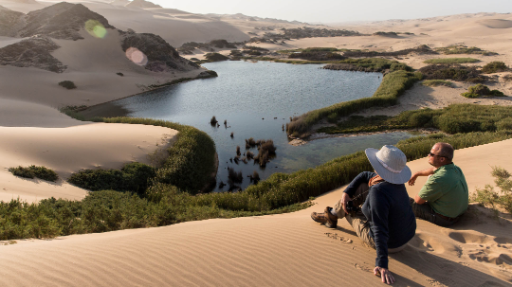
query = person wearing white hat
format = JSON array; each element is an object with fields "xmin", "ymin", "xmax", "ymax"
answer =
[{"xmin": 311, "ymin": 145, "xmax": 416, "ymax": 285}]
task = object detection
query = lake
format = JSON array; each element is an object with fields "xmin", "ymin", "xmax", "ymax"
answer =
[{"xmin": 97, "ymin": 61, "xmax": 415, "ymax": 190}]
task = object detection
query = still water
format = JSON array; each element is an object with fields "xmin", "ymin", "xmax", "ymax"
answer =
[{"xmin": 108, "ymin": 61, "xmax": 415, "ymax": 190}]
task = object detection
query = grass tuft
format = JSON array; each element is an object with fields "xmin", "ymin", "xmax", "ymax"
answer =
[
  {"xmin": 421, "ymin": 80, "xmax": 455, "ymax": 87},
  {"xmin": 424, "ymin": 58, "xmax": 479, "ymax": 64}
]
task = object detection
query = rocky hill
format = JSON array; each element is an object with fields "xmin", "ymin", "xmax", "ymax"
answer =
[
  {"xmin": 0, "ymin": 2, "xmax": 200, "ymax": 74},
  {"xmin": 0, "ymin": 36, "xmax": 66, "ymax": 72},
  {"xmin": 18, "ymin": 2, "xmax": 113, "ymax": 40},
  {"xmin": 121, "ymin": 31, "xmax": 198, "ymax": 72}
]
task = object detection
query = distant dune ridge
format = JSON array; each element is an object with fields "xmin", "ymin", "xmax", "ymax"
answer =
[{"xmin": 478, "ymin": 19, "xmax": 512, "ymax": 29}]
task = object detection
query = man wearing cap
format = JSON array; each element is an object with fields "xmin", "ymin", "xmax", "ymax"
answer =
[
  {"xmin": 311, "ymin": 145, "xmax": 416, "ymax": 285},
  {"xmin": 408, "ymin": 142, "xmax": 468, "ymax": 227}
]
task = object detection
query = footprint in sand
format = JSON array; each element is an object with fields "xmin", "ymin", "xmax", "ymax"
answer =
[
  {"xmin": 449, "ymin": 232, "xmax": 512, "ymax": 269},
  {"xmin": 324, "ymin": 232, "xmax": 353, "ymax": 244}
]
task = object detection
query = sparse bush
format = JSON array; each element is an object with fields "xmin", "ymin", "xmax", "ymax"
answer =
[
  {"xmin": 227, "ymin": 167, "xmax": 243, "ymax": 185},
  {"xmin": 461, "ymin": 84, "xmax": 491, "ymax": 98},
  {"xmin": 9, "ymin": 166, "xmax": 59, "ymax": 182},
  {"xmin": 472, "ymin": 166, "xmax": 512, "ymax": 216},
  {"xmin": 503, "ymin": 74, "xmax": 512, "ymax": 82},
  {"xmin": 421, "ymin": 80, "xmax": 454, "ymax": 87},
  {"xmin": 116, "ymin": 72, "xmax": 124, "ymax": 76},
  {"xmin": 461, "ymin": 92, "xmax": 479, "ymax": 98},
  {"xmin": 481, "ymin": 61, "xmax": 508, "ymax": 74},
  {"xmin": 58, "ymin": 80, "xmax": 76, "ymax": 89}
]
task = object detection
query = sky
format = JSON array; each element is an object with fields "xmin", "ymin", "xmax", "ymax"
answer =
[{"xmin": 151, "ymin": 0, "xmax": 512, "ymax": 23}]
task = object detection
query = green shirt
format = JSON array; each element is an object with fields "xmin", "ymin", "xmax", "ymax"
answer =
[{"xmin": 419, "ymin": 163, "xmax": 468, "ymax": 218}]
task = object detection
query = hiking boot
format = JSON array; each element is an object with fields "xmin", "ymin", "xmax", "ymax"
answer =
[
  {"xmin": 311, "ymin": 211, "xmax": 328, "ymax": 225},
  {"xmin": 310, "ymin": 207, "xmax": 338, "ymax": 228},
  {"xmin": 325, "ymin": 206, "xmax": 338, "ymax": 228}
]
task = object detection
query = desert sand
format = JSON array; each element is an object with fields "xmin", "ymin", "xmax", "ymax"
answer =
[
  {"xmin": 0, "ymin": 140, "xmax": 511, "ymax": 286},
  {"xmin": 0, "ymin": 0, "xmax": 512, "ymax": 285}
]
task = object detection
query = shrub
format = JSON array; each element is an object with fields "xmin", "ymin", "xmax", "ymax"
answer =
[
  {"xmin": 419, "ymin": 64, "xmax": 485, "ymax": 82},
  {"xmin": 421, "ymin": 80, "xmax": 454, "ymax": 87},
  {"xmin": 481, "ymin": 61, "xmax": 508, "ymax": 74},
  {"xmin": 497, "ymin": 118, "xmax": 512, "ymax": 131},
  {"xmin": 424, "ymin": 58, "xmax": 479, "ymax": 64},
  {"xmin": 490, "ymin": 90, "xmax": 505, "ymax": 97},
  {"xmin": 68, "ymin": 163, "xmax": 155, "ymax": 196},
  {"xmin": 9, "ymin": 166, "xmax": 59, "ymax": 182},
  {"xmin": 461, "ymin": 92, "xmax": 478, "ymax": 98},
  {"xmin": 58, "ymin": 81, "xmax": 77, "ymax": 89},
  {"xmin": 472, "ymin": 166, "xmax": 512, "ymax": 216},
  {"xmin": 116, "ymin": 72, "xmax": 124, "ymax": 76},
  {"xmin": 464, "ymin": 84, "xmax": 491, "ymax": 98}
]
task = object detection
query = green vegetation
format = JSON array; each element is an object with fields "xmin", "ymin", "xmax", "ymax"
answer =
[
  {"xmin": 419, "ymin": 64, "xmax": 484, "ymax": 83},
  {"xmin": 319, "ymin": 104, "xmax": 512, "ymax": 134},
  {"xmin": 473, "ymin": 166, "xmax": 512, "ymax": 217},
  {"xmin": 58, "ymin": 81, "xmax": 76, "ymax": 90},
  {"xmin": 481, "ymin": 61, "xmax": 508, "ymax": 74},
  {"xmin": 421, "ymin": 80, "xmax": 454, "ymax": 87},
  {"xmin": 461, "ymin": 84, "xmax": 505, "ymax": 98},
  {"xmin": 9, "ymin": 166, "xmax": 59, "ymax": 182},
  {"xmin": 68, "ymin": 163, "xmax": 155, "ymax": 197},
  {"xmin": 287, "ymin": 70, "xmax": 422, "ymax": 137},
  {"xmin": 424, "ymin": 58, "xmax": 479, "ymax": 64},
  {"xmin": 435, "ymin": 45, "xmax": 498, "ymax": 56},
  {"xmin": 2, "ymin": 129, "xmax": 510, "ymax": 240},
  {"xmin": 100, "ymin": 117, "xmax": 216, "ymax": 194}
]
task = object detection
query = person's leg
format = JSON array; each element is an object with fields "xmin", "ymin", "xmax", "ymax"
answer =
[
  {"xmin": 409, "ymin": 198, "xmax": 458, "ymax": 227},
  {"xmin": 345, "ymin": 212, "xmax": 375, "ymax": 249}
]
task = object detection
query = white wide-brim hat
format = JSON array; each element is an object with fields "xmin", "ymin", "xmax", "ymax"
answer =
[{"xmin": 365, "ymin": 145, "xmax": 411, "ymax": 185}]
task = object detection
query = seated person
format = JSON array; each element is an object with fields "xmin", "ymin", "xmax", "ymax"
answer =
[
  {"xmin": 311, "ymin": 145, "xmax": 416, "ymax": 285},
  {"xmin": 408, "ymin": 142, "xmax": 468, "ymax": 227}
]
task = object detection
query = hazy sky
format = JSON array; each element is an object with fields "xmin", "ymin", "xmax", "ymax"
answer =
[{"xmin": 151, "ymin": 0, "xmax": 512, "ymax": 23}]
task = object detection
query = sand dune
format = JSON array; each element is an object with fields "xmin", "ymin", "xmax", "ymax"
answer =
[
  {"xmin": 478, "ymin": 19, "xmax": 512, "ymax": 29},
  {"xmin": 1, "ymin": 140, "xmax": 511, "ymax": 286}
]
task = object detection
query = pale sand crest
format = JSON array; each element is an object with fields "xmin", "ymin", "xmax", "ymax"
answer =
[{"xmin": 0, "ymin": 140, "xmax": 511, "ymax": 286}]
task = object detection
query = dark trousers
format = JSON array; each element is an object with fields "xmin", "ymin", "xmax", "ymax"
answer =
[{"xmin": 409, "ymin": 199, "xmax": 460, "ymax": 227}]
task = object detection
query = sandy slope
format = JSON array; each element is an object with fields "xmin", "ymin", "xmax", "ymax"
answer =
[{"xmin": 1, "ymin": 140, "xmax": 511, "ymax": 286}]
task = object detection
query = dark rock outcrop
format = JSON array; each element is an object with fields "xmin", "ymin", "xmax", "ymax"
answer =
[
  {"xmin": 18, "ymin": 2, "xmax": 113, "ymax": 40},
  {"xmin": 0, "ymin": 36, "xmax": 66, "ymax": 72},
  {"xmin": 121, "ymin": 31, "xmax": 198, "ymax": 72}
]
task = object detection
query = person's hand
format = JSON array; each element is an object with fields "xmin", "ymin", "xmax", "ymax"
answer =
[
  {"xmin": 408, "ymin": 174, "xmax": 418, "ymax": 186},
  {"xmin": 374, "ymin": 267, "xmax": 395, "ymax": 285},
  {"xmin": 341, "ymin": 193, "xmax": 351, "ymax": 214}
]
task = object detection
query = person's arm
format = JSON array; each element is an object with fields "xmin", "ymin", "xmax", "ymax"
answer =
[
  {"xmin": 341, "ymin": 171, "xmax": 376, "ymax": 213},
  {"xmin": 367, "ymin": 186, "xmax": 393, "ymax": 284},
  {"xmin": 408, "ymin": 167, "xmax": 436, "ymax": 186},
  {"xmin": 414, "ymin": 195, "xmax": 427, "ymax": 204}
]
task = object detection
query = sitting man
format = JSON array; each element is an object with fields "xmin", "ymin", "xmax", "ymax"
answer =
[
  {"xmin": 408, "ymin": 142, "xmax": 468, "ymax": 227},
  {"xmin": 311, "ymin": 145, "xmax": 416, "ymax": 285}
]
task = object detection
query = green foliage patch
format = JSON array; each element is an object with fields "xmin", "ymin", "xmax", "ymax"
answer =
[
  {"xmin": 320, "ymin": 104, "xmax": 512, "ymax": 134},
  {"xmin": 419, "ymin": 64, "xmax": 485, "ymax": 83},
  {"xmin": 9, "ymin": 166, "xmax": 59, "ymax": 182},
  {"xmin": 424, "ymin": 58, "xmax": 479, "ymax": 64},
  {"xmin": 435, "ymin": 45, "xmax": 498, "ymax": 56},
  {"xmin": 421, "ymin": 80, "xmax": 455, "ymax": 87}
]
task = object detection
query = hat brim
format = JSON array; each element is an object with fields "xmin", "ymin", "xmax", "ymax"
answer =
[{"xmin": 365, "ymin": 148, "xmax": 412, "ymax": 185}]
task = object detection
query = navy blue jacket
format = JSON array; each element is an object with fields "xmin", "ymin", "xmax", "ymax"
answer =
[{"xmin": 344, "ymin": 171, "xmax": 416, "ymax": 269}]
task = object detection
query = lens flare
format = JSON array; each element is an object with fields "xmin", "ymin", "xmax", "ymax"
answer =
[
  {"xmin": 125, "ymin": 47, "xmax": 148, "ymax": 66},
  {"xmin": 85, "ymin": 20, "xmax": 107, "ymax": 39}
]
